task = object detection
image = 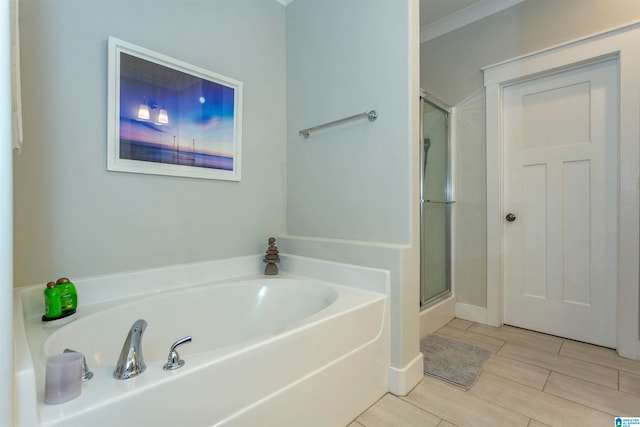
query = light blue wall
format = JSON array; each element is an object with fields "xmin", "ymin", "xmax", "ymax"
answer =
[
  {"xmin": 286, "ymin": 0, "xmax": 413, "ymax": 244},
  {"xmin": 284, "ymin": 0, "xmax": 421, "ymax": 376},
  {"xmin": 14, "ymin": 0, "xmax": 287, "ymax": 286}
]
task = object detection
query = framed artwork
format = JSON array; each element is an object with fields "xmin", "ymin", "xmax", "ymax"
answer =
[{"xmin": 107, "ymin": 37, "xmax": 242, "ymax": 181}]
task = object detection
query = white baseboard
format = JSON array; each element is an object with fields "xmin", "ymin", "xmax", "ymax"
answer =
[
  {"xmin": 419, "ymin": 295, "xmax": 456, "ymax": 337},
  {"xmin": 388, "ymin": 352, "xmax": 423, "ymax": 396},
  {"xmin": 618, "ymin": 339, "xmax": 640, "ymax": 361},
  {"xmin": 455, "ymin": 302, "xmax": 488, "ymax": 324}
]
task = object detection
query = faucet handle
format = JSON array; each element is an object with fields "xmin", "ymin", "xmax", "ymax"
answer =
[
  {"xmin": 163, "ymin": 336, "xmax": 192, "ymax": 371},
  {"xmin": 64, "ymin": 348, "xmax": 93, "ymax": 381}
]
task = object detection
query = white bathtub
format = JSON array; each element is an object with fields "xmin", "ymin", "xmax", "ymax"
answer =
[{"xmin": 14, "ymin": 255, "xmax": 390, "ymax": 427}]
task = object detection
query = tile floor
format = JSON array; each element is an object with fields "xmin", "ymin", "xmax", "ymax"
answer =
[{"xmin": 350, "ymin": 318, "xmax": 640, "ymax": 427}]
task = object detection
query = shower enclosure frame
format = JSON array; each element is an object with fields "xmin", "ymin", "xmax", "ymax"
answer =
[{"xmin": 419, "ymin": 91, "xmax": 454, "ymax": 309}]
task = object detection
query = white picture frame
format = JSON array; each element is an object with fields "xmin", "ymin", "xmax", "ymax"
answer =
[{"xmin": 107, "ymin": 37, "xmax": 243, "ymax": 181}]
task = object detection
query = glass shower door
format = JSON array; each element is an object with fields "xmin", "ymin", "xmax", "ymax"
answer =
[{"xmin": 420, "ymin": 95, "xmax": 453, "ymax": 307}]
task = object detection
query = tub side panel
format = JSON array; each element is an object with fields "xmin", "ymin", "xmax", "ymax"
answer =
[
  {"xmin": 222, "ymin": 313, "xmax": 390, "ymax": 427},
  {"xmin": 38, "ymin": 297, "xmax": 386, "ymax": 427}
]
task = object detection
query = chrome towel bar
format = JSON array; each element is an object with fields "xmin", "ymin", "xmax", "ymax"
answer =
[{"xmin": 299, "ymin": 110, "xmax": 378, "ymax": 138}]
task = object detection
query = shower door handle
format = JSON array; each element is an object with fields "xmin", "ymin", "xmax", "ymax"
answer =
[{"xmin": 421, "ymin": 199, "xmax": 456, "ymax": 204}]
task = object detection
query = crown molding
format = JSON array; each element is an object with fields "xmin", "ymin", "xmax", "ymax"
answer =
[{"xmin": 420, "ymin": 0, "xmax": 526, "ymax": 43}]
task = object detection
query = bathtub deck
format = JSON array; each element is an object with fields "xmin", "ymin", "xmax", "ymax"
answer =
[{"xmin": 351, "ymin": 318, "xmax": 640, "ymax": 426}]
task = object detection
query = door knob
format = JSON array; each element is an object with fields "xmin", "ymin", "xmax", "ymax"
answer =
[{"xmin": 505, "ymin": 213, "xmax": 516, "ymax": 222}]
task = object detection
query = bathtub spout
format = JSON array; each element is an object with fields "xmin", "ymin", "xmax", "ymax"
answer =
[{"xmin": 113, "ymin": 319, "xmax": 147, "ymax": 380}]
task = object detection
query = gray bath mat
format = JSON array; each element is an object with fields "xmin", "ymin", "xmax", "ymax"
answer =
[{"xmin": 420, "ymin": 334, "xmax": 490, "ymax": 389}]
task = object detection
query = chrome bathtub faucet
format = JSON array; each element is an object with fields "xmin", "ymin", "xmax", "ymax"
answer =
[{"xmin": 113, "ymin": 319, "xmax": 147, "ymax": 380}]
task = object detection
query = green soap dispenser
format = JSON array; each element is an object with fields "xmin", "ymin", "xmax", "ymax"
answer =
[
  {"xmin": 44, "ymin": 281, "xmax": 62, "ymax": 319},
  {"xmin": 56, "ymin": 277, "xmax": 77, "ymax": 315}
]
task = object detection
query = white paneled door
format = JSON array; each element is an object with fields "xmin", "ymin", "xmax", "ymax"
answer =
[{"xmin": 502, "ymin": 58, "xmax": 618, "ymax": 348}]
